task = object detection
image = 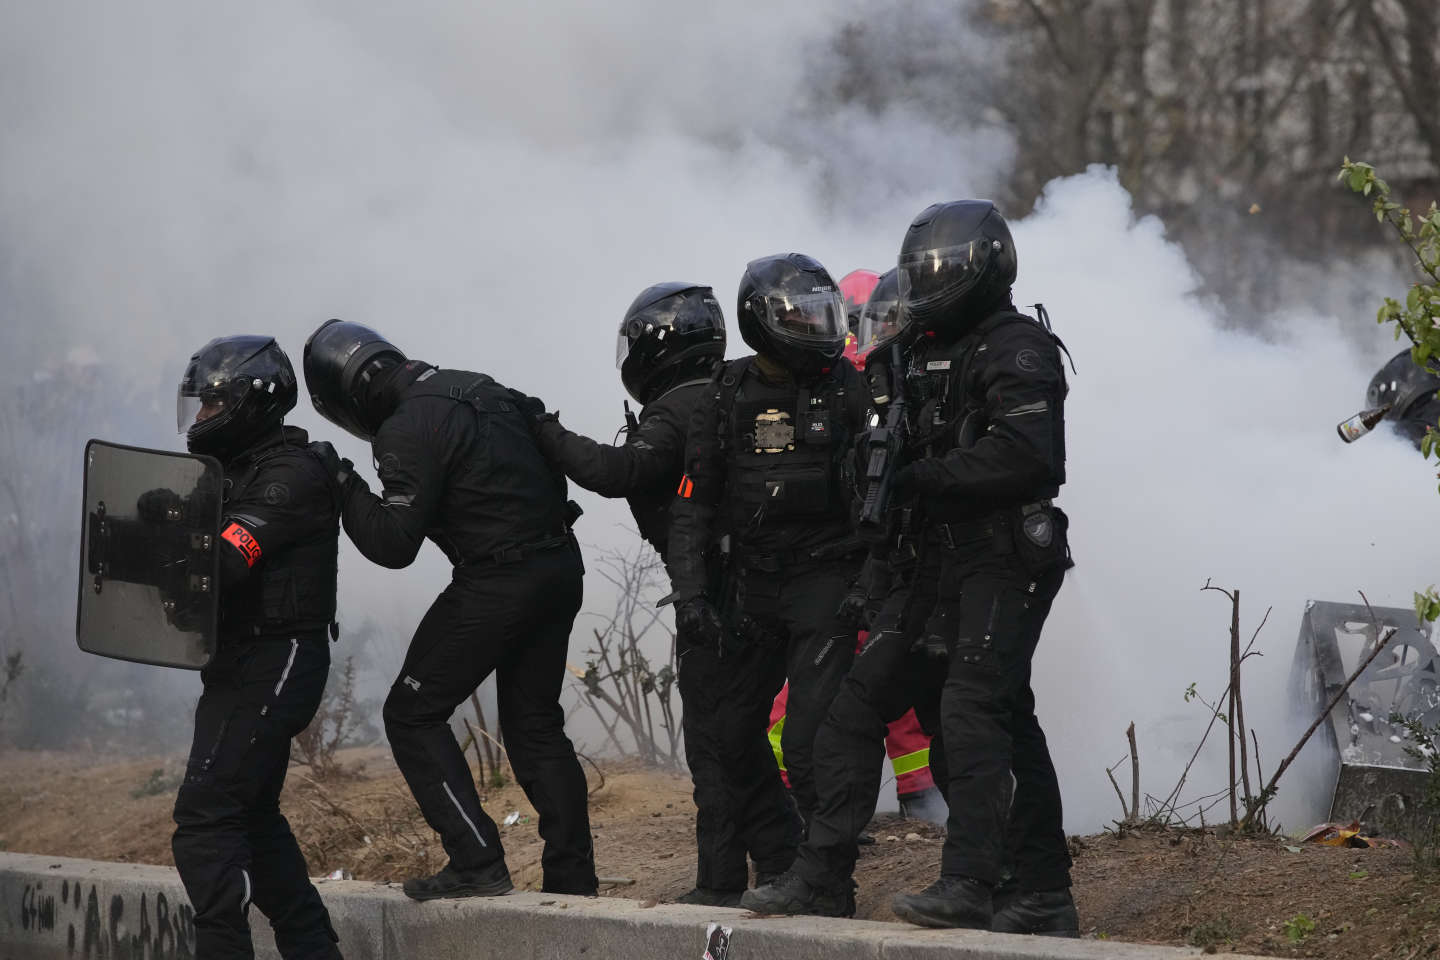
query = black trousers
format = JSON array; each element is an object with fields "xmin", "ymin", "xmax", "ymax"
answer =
[
  {"xmin": 173, "ymin": 633, "xmax": 341, "ymax": 960},
  {"xmin": 797, "ymin": 548, "xmax": 1071, "ymax": 892},
  {"xmin": 382, "ymin": 543, "xmax": 597, "ymax": 894},
  {"xmin": 732, "ymin": 559, "xmax": 859, "ymax": 824},
  {"xmin": 677, "ymin": 626, "xmax": 801, "ymax": 892}
]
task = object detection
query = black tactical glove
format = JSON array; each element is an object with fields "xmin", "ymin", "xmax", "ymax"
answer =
[
  {"xmin": 136, "ymin": 488, "xmax": 183, "ymax": 524},
  {"xmin": 836, "ymin": 555, "xmax": 889, "ymax": 629},
  {"xmin": 836, "ymin": 582, "xmax": 868, "ymax": 629},
  {"xmin": 675, "ymin": 597, "xmax": 725, "ymax": 649},
  {"xmin": 506, "ymin": 388, "xmax": 552, "ymax": 422},
  {"xmin": 310, "ymin": 441, "xmax": 357, "ymax": 501}
]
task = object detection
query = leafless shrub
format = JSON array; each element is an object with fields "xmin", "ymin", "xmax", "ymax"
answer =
[
  {"xmin": 293, "ymin": 656, "xmax": 363, "ymax": 779},
  {"xmin": 570, "ymin": 543, "xmax": 682, "ymax": 768}
]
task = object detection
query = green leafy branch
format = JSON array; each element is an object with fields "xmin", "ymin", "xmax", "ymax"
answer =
[
  {"xmin": 1339, "ymin": 159, "xmax": 1440, "ymax": 361},
  {"xmin": 1339, "ymin": 159, "xmax": 1440, "ymax": 620}
]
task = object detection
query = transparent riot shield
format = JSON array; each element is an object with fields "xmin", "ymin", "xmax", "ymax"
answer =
[{"xmin": 76, "ymin": 440, "xmax": 224, "ymax": 668}]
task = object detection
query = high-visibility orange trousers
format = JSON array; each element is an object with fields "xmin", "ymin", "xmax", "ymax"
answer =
[{"xmin": 767, "ymin": 631, "xmax": 935, "ymax": 797}]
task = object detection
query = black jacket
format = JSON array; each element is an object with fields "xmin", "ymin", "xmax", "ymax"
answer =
[
  {"xmin": 341, "ymin": 367, "xmax": 570, "ymax": 569},
  {"xmin": 900, "ymin": 310, "xmax": 1067, "ymax": 516},
  {"xmin": 666, "ymin": 357, "xmax": 872, "ymax": 601},
  {"xmin": 216, "ymin": 425, "xmax": 340, "ymax": 634},
  {"xmin": 533, "ymin": 379, "xmax": 707, "ymax": 560}
]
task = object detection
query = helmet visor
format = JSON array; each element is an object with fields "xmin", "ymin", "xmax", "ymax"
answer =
[
  {"xmin": 176, "ymin": 382, "xmax": 239, "ymax": 434},
  {"xmin": 615, "ymin": 292, "xmax": 725, "ymax": 369},
  {"xmin": 759, "ymin": 291, "xmax": 847, "ymax": 343},
  {"xmin": 897, "ymin": 239, "xmax": 997, "ymax": 309},
  {"xmin": 859, "ymin": 295, "xmax": 904, "ymax": 347}
]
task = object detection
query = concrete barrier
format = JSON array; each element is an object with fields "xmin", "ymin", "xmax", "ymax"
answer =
[{"xmin": 0, "ymin": 852, "xmax": 1262, "ymax": 960}]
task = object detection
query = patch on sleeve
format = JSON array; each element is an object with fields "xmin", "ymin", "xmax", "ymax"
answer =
[
  {"xmin": 378, "ymin": 452, "xmax": 401, "ymax": 480},
  {"xmin": 263, "ymin": 481, "xmax": 290, "ymax": 506},
  {"xmin": 221, "ymin": 522, "xmax": 262, "ymax": 567},
  {"xmin": 1006, "ymin": 400, "xmax": 1049, "ymax": 418},
  {"xmin": 1015, "ymin": 349, "xmax": 1041, "ymax": 372},
  {"xmin": 677, "ymin": 475, "xmax": 695, "ymax": 498}
]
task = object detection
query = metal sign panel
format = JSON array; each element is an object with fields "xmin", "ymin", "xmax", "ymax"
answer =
[
  {"xmin": 76, "ymin": 440, "xmax": 223, "ymax": 669},
  {"xmin": 1289, "ymin": 600, "xmax": 1440, "ymax": 832}
]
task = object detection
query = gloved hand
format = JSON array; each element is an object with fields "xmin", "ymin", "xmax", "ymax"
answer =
[
  {"xmin": 136, "ymin": 488, "xmax": 183, "ymax": 523},
  {"xmin": 836, "ymin": 556, "xmax": 890, "ymax": 629},
  {"xmin": 506, "ymin": 388, "xmax": 551, "ymax": 422},
  {"xmin": 675, "ymin": 597, "xmax": 724, "ymax": 649},
  {"xmin": 836, "ymin": 585, "xmax": 868, "ymax": 629},
  {"xmin": 310, "ymin": 441, "xmax": 356, "ymax": 499}
]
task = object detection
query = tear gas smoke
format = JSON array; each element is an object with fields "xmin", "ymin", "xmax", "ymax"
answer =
[{"xmin": 0, "ymin": 0, "xmax": 1429, "ymax": 832}]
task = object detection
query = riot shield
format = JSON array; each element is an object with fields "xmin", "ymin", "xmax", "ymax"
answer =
[{"xmin": 76, "ymin": 440, "xmax": 224, "ymax": 669}]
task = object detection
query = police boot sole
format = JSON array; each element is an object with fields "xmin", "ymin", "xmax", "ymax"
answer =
[
  {"xmin": 891, "ymin": 897, "xmax": 989, "ymax": 930},
  {"xmin": 739, "ymin": 890, "xmax": 831, "ymax": 917},
  {"xmin": 993, "ymin": 922, "xmax": 1080, "ymax": 938},
  {"xmin": 993, "ymin": 903, "xmax": 1081, "ymax": 937},
  {"xmin": 403, "ymin": 876, "xmax": 514, "ymax": 901},
  {"xmin": 675, "ymin": 888, "xmax": 744, "ymax": 907}
]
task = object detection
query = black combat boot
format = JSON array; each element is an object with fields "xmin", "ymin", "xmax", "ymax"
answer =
[
  {"xmin": 890, "ymin": 876, "xmax": 992, "ymax": 929},
  {"xmin": 674, "ymin": 887, "xmax": 744, "ymax": 908},
  {"xmin": 991, "ymin": 888, "xmax": 1080, "ymax": 937},
  {"xmin": 740, "ymin": 871, "xmax": 855, "ymax": 917},
  {"xmin": 402, "ymin": 861, "xmax": 513, "ymax": 901}
]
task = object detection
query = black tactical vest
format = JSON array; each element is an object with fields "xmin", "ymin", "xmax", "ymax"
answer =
[
  {"xmin": 716, "ymin": 357, "xmax": 852, "ymax": 534},
  {"xmin": 904, "ymin": 311, "xmax": 1067, "ymax": 466},
  {"xmin": 221, "ymin": 445, "xmax": 339, "ymax": 634},
  {"xmin": 402, "ymin": 368, "xmax": 572, "ymax": 562}
]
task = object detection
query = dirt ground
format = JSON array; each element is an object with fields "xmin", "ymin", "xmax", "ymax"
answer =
[{"xmin": 2, "ymin": 747, "xmax": 1438, "ymax": 959}]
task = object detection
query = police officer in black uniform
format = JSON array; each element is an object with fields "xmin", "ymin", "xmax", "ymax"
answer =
[
  {"xmin": 170, "ymin": 336, "xmax": 344, "ymax": 960},
  {"xmin": 667, "ymin": 254, "xmax": 873, "ymax": 903},
  {"xmin": 521, "ymin": 283, "xmax": 800, "ymax": 906},
  {"xmin": 303, "ymin": 319, "xmax": 596, "ymax": 900},
  {"xmin": 744, "ymin": 201, "xmax": 1077, "ymax": 934}
]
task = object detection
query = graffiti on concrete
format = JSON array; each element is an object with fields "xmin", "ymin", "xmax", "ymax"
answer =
[{"xmin": 13, "ymin": 877, "xmax": 195, "ymax": 959}]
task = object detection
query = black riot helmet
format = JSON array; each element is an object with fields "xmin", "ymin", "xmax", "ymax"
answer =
[
  {"xmin": 303, "ymin": 319, "xmax": 407, "ymax": 440},
  {"xmin": 616, "ymin": 282, "xmax": 726, "ymax": 404},
  {"xmin": 178, "ymin": 336, "xmax": 297, "ymax": 458},
  {"xmin": 1368, "ymin": 348, "xmax": 1440, "ymax": 448},
  {"xmin": 736, "ymin": 253, "xmax": 847, "ymax": 379},
  {"xmin": 897, "ymin": 200, "xmax": 1017, "ymax": 336},
  {"xmin": 858, "ymin": 268, "xmax": 905, "ymax": 350}
]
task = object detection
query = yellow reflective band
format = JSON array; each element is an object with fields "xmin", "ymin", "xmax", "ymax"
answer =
[
  {"xmin": 890, "ymin": 747, "xmax": 930, "ymax": 777},
  {"xmin": 768, "ymin": 715, "xmax": 787, "ymax": 771}
]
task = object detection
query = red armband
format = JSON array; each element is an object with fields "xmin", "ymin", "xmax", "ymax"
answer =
[{"xmin": 221, "ymin": 522, "xmax": 262, "ymax": 567}]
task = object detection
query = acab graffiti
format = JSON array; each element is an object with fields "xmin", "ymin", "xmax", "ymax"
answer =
[{"xmin": 16, "ymin": 878, "xmax": 195, "ymax": 959}]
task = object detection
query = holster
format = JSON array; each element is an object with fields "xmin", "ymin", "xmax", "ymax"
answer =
[{"xmin": 931, "ymin": 501, "xmax": 1071, "ymax": 576}]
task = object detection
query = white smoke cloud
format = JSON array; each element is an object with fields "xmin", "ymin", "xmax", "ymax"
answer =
[
  {"xmin": 1021, "ymin": 168, "xmax": 1436, "ymax": 831},
  {"xmin": 1, "ymin": 0, "xmax": 1429, "ymax": 834}
]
